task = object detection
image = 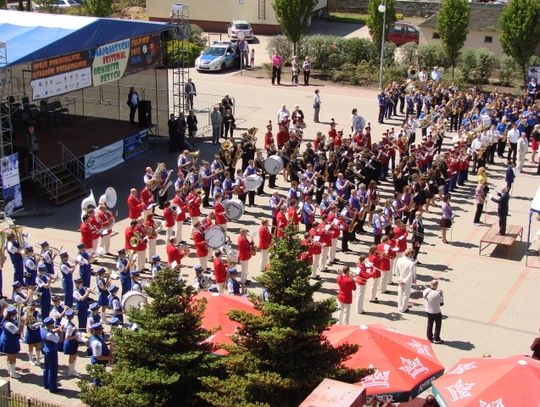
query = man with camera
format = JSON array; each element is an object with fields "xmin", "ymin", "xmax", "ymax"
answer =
[{"xmin": 423, "ymin": 279, "xmax": 444, "ymax": 344}]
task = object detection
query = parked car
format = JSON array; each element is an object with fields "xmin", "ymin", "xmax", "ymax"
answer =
[
  {"xmin": 388, "ymin": 22, "xmax": 419, "ymax": 46},
  {"xmin": 195, "ymin": 42, "xmax": 239, "ymax": 72},
  {"xmin": 227, "ymin": 20, "xmax": 254, "ymax": 41}
]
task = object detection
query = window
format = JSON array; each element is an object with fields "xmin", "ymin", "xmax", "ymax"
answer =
[
  {"xmin": 432, "ymin": 32, "xmax": 440, "ymax": 39},
  {"xmin": 484, "ymin": 36, "xmax": 493, "ymax": 43}
]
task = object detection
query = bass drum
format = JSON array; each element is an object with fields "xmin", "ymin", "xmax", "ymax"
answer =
[
  {"xmin": 204, "ymin": 225, "xmax": 226, "ymax": 249},
  {"xmin": 264, "ymin": 155, "xmax": 284, "ymax": 175},
  {"xmin": 223, "ymin": 198, "xmax": 245, "ymax": 221},
  {"xmin": 121, "ymin": 290, "xmax": 148, "ymax": 312},
  {"xmin": 479, "ymin": 113, "xmax": 491, "ymax": 130},
  {"xmin": 244, "ymin": 174, "xmax": 263, "ymax": 192}
]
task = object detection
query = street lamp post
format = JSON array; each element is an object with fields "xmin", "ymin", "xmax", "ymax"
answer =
[{"xmin": 378, "ymin": 2, "xmax": 387, "ymax": 90}]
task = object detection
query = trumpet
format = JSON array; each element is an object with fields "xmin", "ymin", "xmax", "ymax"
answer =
[{"xmin": 190, "ymin": 150, "xmax": 200, "ymax": 159}]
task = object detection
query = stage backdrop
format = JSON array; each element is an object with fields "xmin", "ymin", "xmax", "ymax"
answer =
[{"xmin": 0, "ymin": 153, "xmax": 24, "ymax": 215}]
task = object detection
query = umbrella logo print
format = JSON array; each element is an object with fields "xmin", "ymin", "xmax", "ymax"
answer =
[
  {"xmin": 361, "ymin": 366, "xmax": 391, "ymax": 389},
  {"xmin": 398, "ymin": 357, "xmax": 428, "ymax": 379},
  {"xmin": 448, "ymin": 361, "xmax": 477, "ymax": 375},
  {"xmin": 479, "ymin": 399, "xmax": 505, "ymax": 407},
  {"xmin": 446, "ymin": 379, "xmax": 475, "ymax": 401},
  {"xmin": 407, "ymin": 339, "xmax": 432, "ymax": 357}
]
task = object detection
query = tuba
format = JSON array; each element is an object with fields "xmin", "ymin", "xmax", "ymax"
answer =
[
  {"xmin": 81, "ymin": 190, "xmax": 96, "ymax": 220},
  {"xmin": 99, "ymin": 187, "xmax": 117, "ymax": 209}
]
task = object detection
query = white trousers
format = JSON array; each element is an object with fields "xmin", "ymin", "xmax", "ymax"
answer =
[
  {"xmin": 166, "ymin": 226, "xmax": 174, "ymax": 241},
  {"xmin": 320, "ymin": 246, "xmax": 329, "ymax": 270},
  {"xmin": 190, "ymin": 216, "xmax": 198, "ymax": 228},
  {"xmin": 397, "ymin": 282, "xmax": 412, "ymax": 312},
  {"xmin": 387, "ymin": 259, "xmax": 396, "ymax": 284},
  {"xmin": 198, "ymin": 255, "xmax": 208, "ymax": 270},
  {"xmin": 217, "ymin": 282, "xmax": 226, "ymax": 294},
  {"xmin": 356, "ymin": 285, "xmax": 366, "ymax": 313},
  {"xmin": 99, "ymin": 234, "xmax": 111, "ymax": 253},
  {"xmin": 240, "ymin": 260, "xmax": 249, "ymax": 283},
  {"xmin": 148, "ymin": 238, "xmax": 157, "ymax": 260},
  {"xmin": 260, "ymin": 249, "xmax": 269, "ymax": 272},
  {"xmin": 92, "ymin": 238, "xmax": 99, "ymax": 254},
  {"xmin": 370, "ymin": 276, "xmax": 380, "ymax": 301},
  {"xmin": 136, "ymin": 250, "xmax": 145, "ymax": 272},
  {"xmin": 311, "ymin": 253, "xmax": 321, "ymax": 277},
  {"xmin": 379, "ymin": 270, "xmax": 389, "ymax": 292},
  {"xmin": 338, "ymin": 302, "xmax": 351, "ymax": 325},
  {"xmin": 175, "ymin": 221, "xmax": 183, "ymax": 242},
  {"xmin": 329, "ymin": 238, "xmax": 338, "ymax": 262}
]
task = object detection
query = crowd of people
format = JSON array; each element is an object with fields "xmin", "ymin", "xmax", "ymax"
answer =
[{"xmin": 1, "ymin": 72, "xmax": 539, "ymax": 400}]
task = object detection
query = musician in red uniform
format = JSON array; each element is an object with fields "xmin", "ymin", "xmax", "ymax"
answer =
[
  {"xmin": 308, "ymin": 222, "xmax": 323, "ymax": 280},
  {"xmin": 172, "ymin": 189, "xmax": 187, "ymax": 243},
  {"xmin": 162, "ymin": 201, "xmax": 176, "ymax": 241},
  {"xmin": 276, "ymin": 121, "xmax": 289, "ymax": 150},
  {"xmin": 202, "ymin": 212, "xmax": 214, "ymax": 231},
  {"xmin": 355, "ymin": 254, "xmax": 372, "ymax": 314},
  {"xmin": 317, "ymin": 217, "xmax": 332, "ymax": 273},
  {"xmin": 237, "ymin": 228, "xmax": 252, "ymax": 286},
  {"xmin": 258, "ymin": 219, "xmax": 272, "ymax": 272},
  {"xmin": 300, "ymin": 233, "xmax": 314, "ymax": 267},
  {"xmin": 144, "ymin": 213, "xmax": 158, "ymax": 262},
  {"xmin": 367, "ymin": 245, "xmax": 382, "ymax": 303},
  {"xmin": 376, "ymin": 236, "xmax": 392, "ymax": 293},
  {"xmin": 264, "ymin": 122, "xmax": 274, "ymax": 150},
  {"xmin": 212, "ymin": 249, "xmax": 228, "ymax": 293},
  {"xmin": 80, "ymin": 214, "xmax": 94, "ymax": 250},
  {"xmin": 134, "ymin": 217, "xmax": 148, "ymax": 272},
  {"xmin": 393, "ymin": 218, "xmax": 408, "ymax": 258},
  {"xmin": 214, "ymin": 193, "xmax": 227, "ymax": 232},
  {"xmin": 86, "ymin": 206, "xmax": 101, "ymax": 254},
  {"xmin": 276, "ymin": 206, "xmax": 288, "ymax": 238},
  {"xmin": 191, "ymin": 220, "xmax": 209, "ymax": 270},
  {"xmin": 124, "ymin": 220, "xmax": 137, "ymax": 250},
  {"xmin": 287, "ymin": 199, "xmax": 301, "ymax": 227},
  {"xmin": 127, "ymin": 188, "xmax": 144, "ymax": 220},
  {"xmin": 166, "ymin": 237, "xmax": 187, "ymax": 268},
  {"xmin": 326, "ymin": 207, "xmax": 341, "ymax": 265},
  {"xmin": 96, "ymin": 203, "xmax": 115, "ymax": 256},
  {"xmin": 140, "ymin": 184, "xmax": 155, "ymax": 217},
  {"xmin": 187, "ymin": 186, "xmax": 202, "ymax": 227}
]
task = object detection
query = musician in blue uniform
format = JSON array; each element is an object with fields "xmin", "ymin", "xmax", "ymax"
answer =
[
  {"xmin": 36, "ymin": 263, "xmax": 52, "ymax": 318},
  {"xmin": 63, "ymin": 308, "xmax": 82, "ymax": 377},
  {"xmin": 116, "ymin": 249, "xmax": 131, "ymax": 296},
  {"xmin": 50, "ymin": 295, "xmax": 67, "ymax": 327},
  {"xmin": 150, "ymin": 255, "xmax": 162, "ymax": 278},
  {"xmin": 76, "ymin": 243, "xmax": 93, "ymax": 288},
  {"xmin": 108, "ymin": 285, "xmax": 123, "ymax": 325},
  {"xmin": 0, "ymin": 305, "xmax": 24, "ymax": 378},
  {"xmin": 73, "ymin": 278, "xmax": 91, "ymax": 330},
  {"xmin": 96, "ymin": 267, "xmax": 110, "ymax": 321},
  {"xmin": 23, "ymin": 300, "xmax": 43, "ymax": 366},
  {"xmin": 130, "ymin": 271, "xmax": 143, "ymax": 292},
  {"xmin": 6, "ymin": 233, "xmax": 24, "ymax": 286},
  {"xmin": 23, "ymin": 246, "xmax": 38, "ymax": 289},
  {"xmin": 89, "ymin": 322, "xmax": 112, "ymax": 386},
  {"xmin": 87, "ymin": 302, "xmax": 101, "ymax": 332},
  {"xmin": 59, "ymin": 251, "xmax": 75, "ymax": 307},
  {"xmin": 39, "ymin": 241, "xmax": 56, "ymax": 275},
  {"xmin": 41, "ymin": 317, "xmax": 62, "ymax": 393}
]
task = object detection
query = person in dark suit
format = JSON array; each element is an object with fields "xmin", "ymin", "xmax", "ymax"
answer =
[
  {"xmin": 492, "ymin": 186, "xmax": 510, "ymax": 235},
  {"xmin": 505, "ymin": 160, "xmax": 515, "ymax": 193},
  {"xmin": 127, "ymin": 87, "xmax": 139, "ymax": 123}
]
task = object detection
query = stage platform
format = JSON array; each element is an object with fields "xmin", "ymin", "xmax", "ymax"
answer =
[{"xmin": 13, "ymin": 115, "xmax": 151, "ymax": 169}]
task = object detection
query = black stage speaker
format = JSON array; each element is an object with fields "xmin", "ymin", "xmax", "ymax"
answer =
[{"xmin": 138, "ymin": 100, "xmax": 152, "ymax": 127}]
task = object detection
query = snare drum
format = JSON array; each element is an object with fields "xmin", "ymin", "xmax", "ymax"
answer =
[
  {"xmin": 223, "ymin": 198, "xmax": 245, "ymax": 221},
  {"xmin": 244, "ymin": 175, "xmax": 263, "ymax": 192},
  {"xmin": 204, "ymin": 225, "xmax": 226, "ymax": 249},
  {"xmin": 264, "ymin": 155, "xmax": 284, "ymax": 175},
  {"xmin": 121, "ymin": 290, "xmax": 147, "ymax": 312}
]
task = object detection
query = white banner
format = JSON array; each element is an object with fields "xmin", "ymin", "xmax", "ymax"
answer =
[
  {"xmin": 85, "ymin": 140, "xmax": 124, "ymax": 179},
  {"xmin": 31, "ymin": 67, "xmax": 92, "ymax": 100},
  {"xmin": 92, "ymin": 39, "xmax": 131, "ymax": 86},
  {"xmin": 0, "ymin": 153, "xmax": 23, "ymax": 215}
]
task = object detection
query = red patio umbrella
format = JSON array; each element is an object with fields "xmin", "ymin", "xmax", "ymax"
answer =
[
  {"xmin": 432, "ymin": 355, "xmax": 540, "ymax": 407},
  {"xmin": 195, "ymin": 292, "xmax": 260, "ymax": 355},
  {"xmin": 325, "ymin": 324, "xmax": 444, "ymax": 403}
]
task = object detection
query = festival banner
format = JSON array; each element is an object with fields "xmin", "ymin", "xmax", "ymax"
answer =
[
  {"xmin": 124, "ymin": 33, "xmax": 162, "ymax": 77},
  {"xmin": 123, "ymin": 128, "xmax": 150, "ymax": 160},
  {"xmin": 84, "ymin": 140, "xmax": 124, "ymax": 179},
  {"xmin": 0, "ymin": 153, "xmax": 24, "ymax": 215},
  {"xmin": 92, "ymin": 38, "xmax": 131, "ymax": 87}
]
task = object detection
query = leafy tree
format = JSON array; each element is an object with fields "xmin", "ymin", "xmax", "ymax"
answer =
[
  {"xmin": 459, "ymin": 48, "xmax": 477, "ymax": 81},
  {"xmin": 400, "ymin": 42, "xmax": 418, "ymax": 66},
  {"xmin": 437, "ymin": 0, "xmax": 470, "ymax": 75},
  {"xmin": 200, "ymin": 225, "xmax": 371, "ymax": 407},
  {"xmin": 33, "ymin": 0, "xmax": 59, "ymax": 13},
  {"xmin": 499, "ymin": 55, "xmax": 518, "ymax": 86},
  {"xmin": 85, "ymin": 0, "xmax": 112, "ymax": 17},
  {"xmin": 271, "ymin": 0, "xmax": 318, "ymax": 54},
  {"xmin": 366, "ymin": 0, "xmax": 397, "ymax": 53},
  {"xmin": 476, "ymin": 48, "xmax": 497, "ymax": 84},
  {"xmin": 418, "ymin": 43, "xmax": 447, "ymax": 70},
  {"xmin": 499, "ymin": 0, "xmax": 540, "ymax": 86},
  {"xmin": 79, "ymin": 267, "xmax": 217, "ymax": 407}
]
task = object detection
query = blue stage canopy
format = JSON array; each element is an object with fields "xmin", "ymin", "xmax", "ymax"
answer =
[{"xmin": 0, "ymin": 10, "xmax": 171, "ymax": 66}]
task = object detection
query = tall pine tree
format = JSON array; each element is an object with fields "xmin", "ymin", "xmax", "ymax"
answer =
[
  {"xmin": 200, "ymin": 225, "xmax": 371, "ymax": 407},
  {"xmin": 79, "ymin": 267, "xmax": 217, "ymax": 407}
]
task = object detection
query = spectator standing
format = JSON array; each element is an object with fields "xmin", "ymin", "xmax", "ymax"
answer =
[
  {"xmin": 516, "ymin": 132, "xmax": 529, "ymax": 174},
  {"xmin": 440, "ymin": 194, "xmax": 453, "ymax": 244},
  {"xmin": 302, "ymin": 56, "xmax": 312, "ymax": 85},
  {"xmin": 337, "ymin": 266, "xmax": 356, "ymax": 325},
  {"xmin": 473, "ymin": 180, "xmax": 487, "ymax": 225},
  {"xmin": 184, "ymin": 78, "xmax": 197, "ymax": 110},
  {"xmin": 250, "ymin": 48, "xmax": 255, "ymax": 68},
  {"xmin": 167, "ymin": 114, "xmax": 179, "ymax": 153},
  {"xmin": 24, "ymin": 125, "xmax": 39, "ymax": 173},
  {"xmin": 395, "ymin": 248, "xmax": 416, "ymax": 313},
  {"xmin": 506, "ymin": 123, "xmax": 520, "ymax": 163},
  {"xmin": 127, "ymin": 87, "xmax": 139, "ymax": 123},
  {"xmin": 423, "ymin": 279, "xmax": 444, "ymax": 344},
  {"xmin": 313, "ymin": 89, "xmax": 321, "ymax": 123},
  {"xmin": 238, "ymin": 39, "xmax": 249, "ymax": 68},
  {"xmin": 291, "ymin": 56, "xmax": 299, "ymax": 86},
  {"xmin": 210, "ymin": 107, "xmax": 222, "ymax": 145},
  {"xmin": 186, "ymin": 109, "xmax": 198, "ymax": 145},
  {"xmin": 271, "ymin": 50, "xmax": 282, "ymax": 85}
]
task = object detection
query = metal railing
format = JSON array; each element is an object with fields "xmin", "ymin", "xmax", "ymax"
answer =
[
  {"xmin": 1, "ymin": 390, "xmax": 64, "ymax": 407},
  {"xmin": 59, "ymin": 142, "xmax": 85, "ymax": 189},
  {"xmin": 31, "ymin": 155, "xmax": 60, "ymax": 201}
]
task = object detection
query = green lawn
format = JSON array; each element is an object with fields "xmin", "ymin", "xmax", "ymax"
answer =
[{"xmin": 328, "ymin": 12, "xmax": 369, "ymax": 25}]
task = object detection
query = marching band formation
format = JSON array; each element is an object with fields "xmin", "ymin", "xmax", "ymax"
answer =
[{"xmin": 0, "ymin": 78, "xmax": 538, "ymax": 393}]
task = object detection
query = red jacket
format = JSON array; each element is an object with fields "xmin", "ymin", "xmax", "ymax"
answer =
[
  {"xmin": 276, "ymin": 212, "xmax": 288, "ymax": 238},
  {"xmin": 140, "ymin": 187, "xmax": 154, "ymax": 209},
  {"xmin": 213, "ymin": 257, "xmax": 227, "ymax": 283},
  {"xmin": 127, "ymin": 194, "xmax": 143, "ymax": 220},
  {"xmin": 187, "ymin": 192, "xmax": 202, "ymax": 217},
  {"xmin": 258, "ymin": 225, "xmax": 272, "ymax": 250},
  {"xmin": 166, "ymin": 242, "xmax": 184, "ymax": 266},
  {"xmin": 337, "ymin": 274, "xmax": 356, "ymax": 304},
  {"xmin": 308, "ymin": 228, "xmax": 323, "ymax": 255},
  {"xmin": 264, "ymin": 131, "xmax": 274, "ymax": 149},
  {"xmin": 96, "ymin": 210, "xmax": 114, "ymax": 235},
  {"xmin": 163, "ymin": 207, "xmax": 176, "ymax": 228},
  {"xmin": 317, "ymin": 223, "xmax": 332, "ymax": 247},
  {"xmin": 367, "ymin": 253, "xmax": 381, "ymax": 279},
  {"xmin": 89, "ymin": 215, "xmax": 101, "ymax": 240},
  {"xmin": 356, "ymin": 263, "xmax": 372, "ymax": 286},
  {"xmin": 125, "ymin": 226, "xmax": 135, "ymax": 250},
  {"xmin": 133, "ymin": 224, "xmax": 147, "ymax": 251},
  {"xmin": 376, "ymin": 242, "xmax": 391, "ymax": 272},
  {"xmin": 172, "ymin": 196, "xmax": 187, "ymax": 222},
  {"xmin": 287, "ymin": 207, "xmax": 300, "ymax": 225},
  {"xmin": 192, "ymin": 228, "xmax": 208, "ymax": 257},
  {"xmin": 80, "ymin": 222, "xmax": 94, "ymax": 249},
  {"xmin": 144, "ymin": 220, "xmax": 157, "ymax": 240},
  {"xmin": 214, "ymin": 202, "xmax": 227, "ymax": 225},
  {"xmin": 327, "ymin": 212, "xmax": 342, "ymax": 239},
  {"xmin": 393, "ymin": 226, "xmax": 408, "ymax": 253},
  {"xmin": 300, "ymin": 238, "xmax": 313, "ymax": 265},
  {"xmin": 237, "ymin": 235, "xmax": 252, "ymax": 261}
]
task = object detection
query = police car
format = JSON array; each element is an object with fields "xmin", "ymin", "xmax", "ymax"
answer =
[{"xmin": 195, "ymin": 42, "xmax": 239, "ymax": 72}]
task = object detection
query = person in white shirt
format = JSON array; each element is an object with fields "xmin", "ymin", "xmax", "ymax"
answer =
[
  {"xmin": 516, "ymin": 132, "xmax": 529, "ymax": 173},
  {"xmin": 423, "ymin": 279, "xmax": 444, "ymax": 344},
  {"xmin": 313, "ymin": 89, "xmax": 321, "ymax": 123},
  {"xmin": 506, "ymin": 123, "xmax": 520, "ymax": 163},
  {"xmin": 276, "ymin": 104, "xmax": 290, "ymax": 124},
  {"xmin": 418, "ymin": 68, "xmax": 428, "ymax": 83},
  {"xmin": 394, "ymin": 248, "xmax": 416, "ymax": 313}
]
